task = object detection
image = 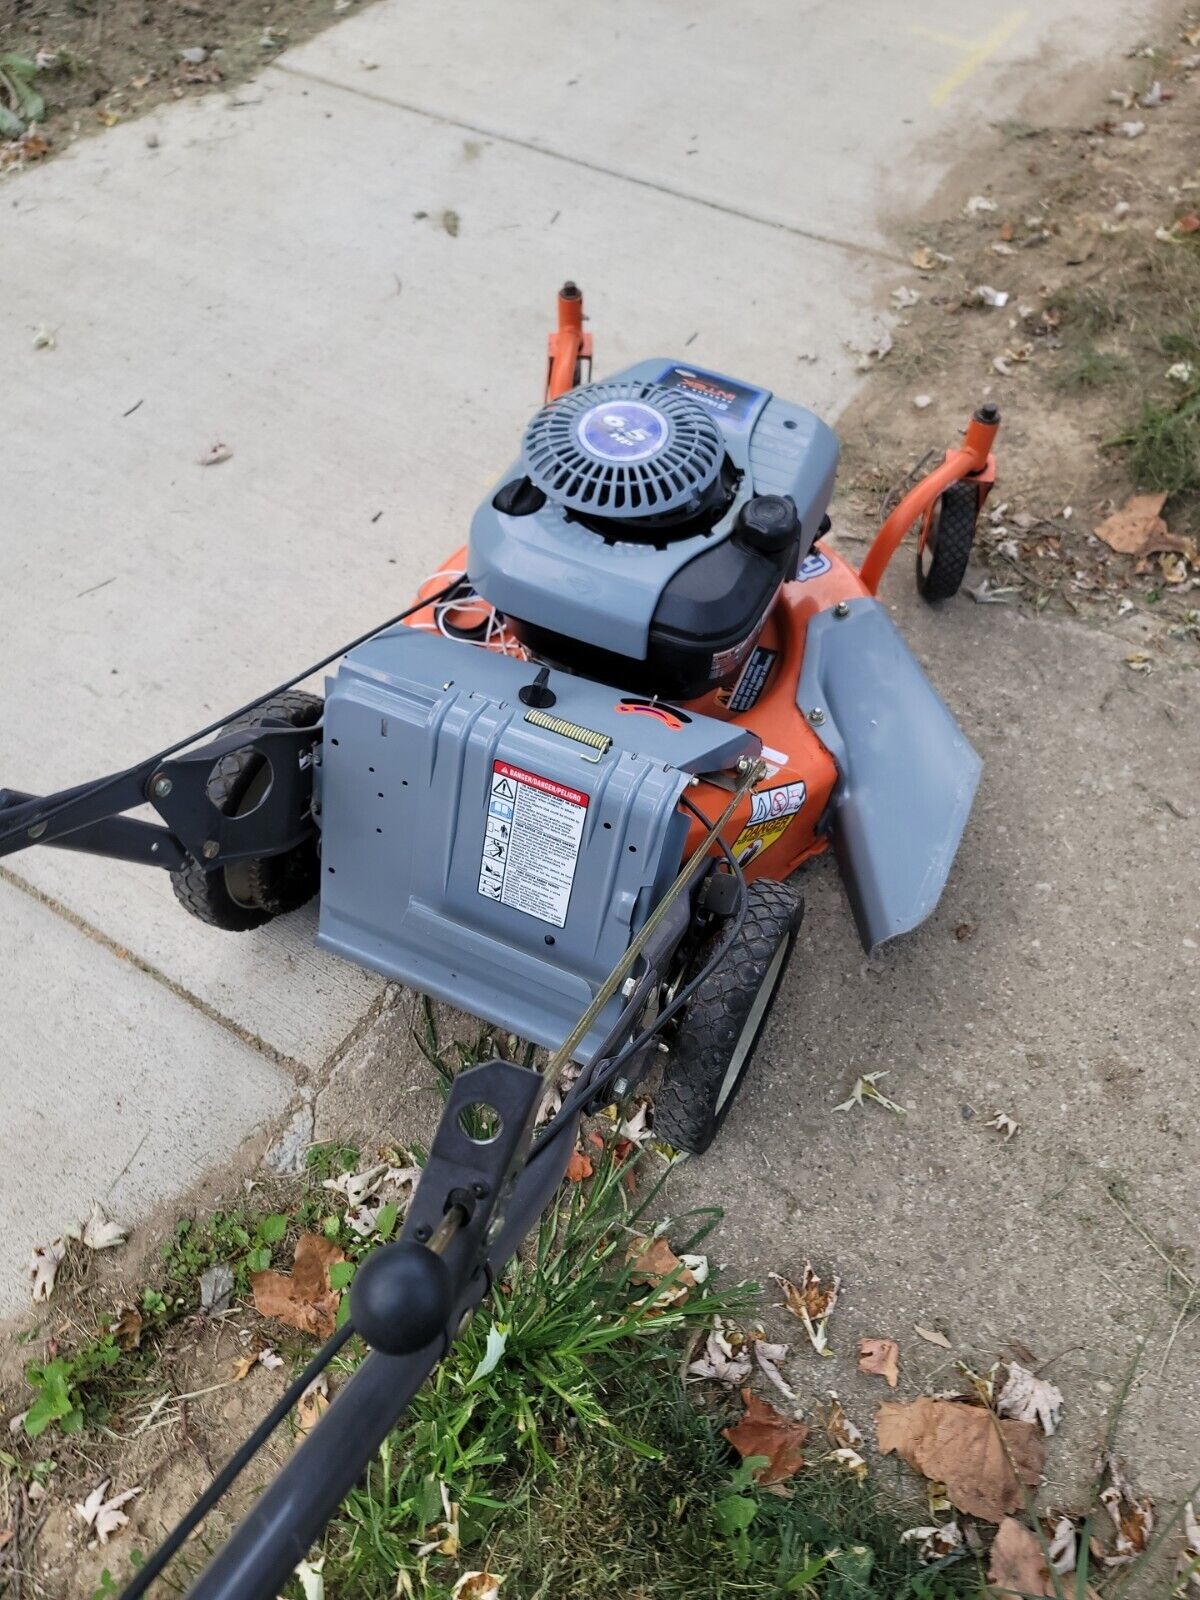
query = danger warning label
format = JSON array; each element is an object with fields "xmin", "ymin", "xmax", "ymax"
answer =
[
  {"xmin": 731, "ymin": 778, "xmax": 807, "ymax": 866},
  {"xmin": 478, "ymin": 761, "xmax": 588, "ymax": 927}
]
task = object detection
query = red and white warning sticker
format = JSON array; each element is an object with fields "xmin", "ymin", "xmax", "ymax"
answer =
[{"xmin": 478, "ymin": 761, "xmax": 589, "ymax": 927}]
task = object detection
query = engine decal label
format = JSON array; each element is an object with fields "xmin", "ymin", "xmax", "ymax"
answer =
[
  {"xmin": 797, "ymin": 549, "xmax": 832, "ymax": 581},
  {"xmin": 654, "ymin": 364, "xmax": 765, "ymax": 424},
  {"xmin": 731, "ymin": 778, "xmax": 807, "ymax": 865},
  {"xmin": 724, "ymin": 645, "xmax": 777, "ymax": 714},
  {"xmin": 576, "ymin": 400, "xmax": 668, "ymax": 463},
  {"xmin": 478, "ymin": 761, "xmax": 588, "ymax": 927}
]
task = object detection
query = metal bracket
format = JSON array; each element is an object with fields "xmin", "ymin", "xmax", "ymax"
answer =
[{"xmin": 401, "ymin": 1059, "xmax": 544, "ymax": 1260}]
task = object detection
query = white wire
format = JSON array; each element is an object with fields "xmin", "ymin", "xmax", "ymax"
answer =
[{"xmin": 415, "ymin": 569, "xmax": 528, "ymax": 660}]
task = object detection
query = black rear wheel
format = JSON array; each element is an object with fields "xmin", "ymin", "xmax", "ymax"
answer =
[
  {"xmin": 653, "ymin": 880, "xmax": 803, "ymax": 1155},
  {"xmin": 170, "ymin": 691, "xmax": 323, "ymax": 932},
  {"xmin": 916, "ymin": 480, "xmax": 978, "ymax": 601}
]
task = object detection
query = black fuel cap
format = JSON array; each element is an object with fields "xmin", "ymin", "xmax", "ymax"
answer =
[{"xmin": 737, "ymin": 494, "xmax": 799, "ymax": 553}]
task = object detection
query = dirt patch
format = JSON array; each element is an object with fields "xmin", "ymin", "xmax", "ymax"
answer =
[
  {"xmin": 838, "ymin": 9, "xmax": 1200, "ymax": 648},
  {"xmin": 1, "ymin": 0, "xmax": 377, "ymax": 169}
]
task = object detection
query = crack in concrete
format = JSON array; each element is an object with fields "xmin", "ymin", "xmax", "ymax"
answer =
[
  {"xmin": 0, "ymin": 861, "xmax": 309, "ymax": 1083},
  {"xmin": 268, "ymin": 61, "xmax": 908, "ymax": 267}
]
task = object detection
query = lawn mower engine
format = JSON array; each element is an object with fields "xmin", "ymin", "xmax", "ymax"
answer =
[{"xmin": 469, "ymin": 362, "xmax": 837, "ymax": 701}]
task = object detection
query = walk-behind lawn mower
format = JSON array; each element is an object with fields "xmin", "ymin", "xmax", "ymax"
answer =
[{"xmin": 0, "ymin": 284, "xmax": 997, "ymax": 1597}]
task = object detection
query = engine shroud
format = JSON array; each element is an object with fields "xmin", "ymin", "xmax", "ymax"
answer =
[{"xmin": 469, "ymin": 360, "xmax": 839, "ymax": 700}]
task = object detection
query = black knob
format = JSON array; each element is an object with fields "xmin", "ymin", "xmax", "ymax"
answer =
[
  {"xmin": 975, "ymin": 402, "xmax": 1001, "ymax": 425},
  {"xmin": 350, "ymin": 1241, "xmax": 453, "ymax": 1355},
  {"xmin": 519, "ymin": 666, "xmax": 557, "ymax": 708},
  {"xmin": 737, "ymin": 495, "xmax": 799, "ymax": 554},
  {"xmin": 493, "ymin": 476, "xmax": 547, "ymax": 517}
]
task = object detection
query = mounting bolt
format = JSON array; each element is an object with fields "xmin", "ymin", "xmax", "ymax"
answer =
[
  {"xmin": 413, "ymin": 1224, "xmax": 431, "ymax": 1242},
  {"xmin": 834, "ymin": 600, "xmax": 850, "ymax": 618},
  {"xmin": 150, "ymin": 773, "xmax": 173, "ymax": 799},
  {"xmin": 202, "ymin": 839, "xmax": 220, "ymax": 860},
  {"xmin": 735, "ymin": 755, "xmax": 753, "ymax": 775},
  {"xmin": 471, "ymin": 1181, "xmax": 489, "ymax": 1199},
  {"xmin": 27, "ymin": 821, "xmax": 47, "ymax": 840},
  {"xmin": 621, "ymin": 976, "xmax": 638, "ymax": 1000},
  {"xmin": 612, "ymin": 1076, "xmax": 630, "ymax": 1099},
  {"xmin": 808, "ymin": 707, "xmax": 826, "ymax": 726}
]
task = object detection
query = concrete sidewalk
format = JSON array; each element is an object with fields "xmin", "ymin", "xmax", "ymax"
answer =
[{"xmin": 0, "ymin": 0, "xmax": 1173, "ymax": 1338}]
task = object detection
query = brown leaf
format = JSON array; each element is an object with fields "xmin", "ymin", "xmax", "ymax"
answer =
[
  {"xmin": 914, "ymin": 1324, "xmax": 954, "ymax": 1350},
  {"xmin": 626, "ymin": 1237, "xmax": 696, "ymax": 1290},
  {"xmin": 251, "ymin": 1232, "xmax": 345, "ymax": 1339},
  {"xmin": 858, "ymin": 1337, "xmax": 900, "ymax": 1388},
  {"xmin": 0, "ymin": 1528, "xmax": 13, "ymax": 1552},
  {"xmin": 876, "ymin": 1397, "xmax": 1045, "ymax": 1521},
  {"xmin": 988, "ymin": 1518, "xmax": 1054, "ymax": 1596},
  {"xmin": 113, "ymin": 1306, "xmax": 143, "ymax": 1351},
  {"xmin": 295, "ymin": 1375, "xmax": 329, "ymax": 1438},
  {"xmin": 955, "ymin": 922, "xmax": 977, "ymax": 941},
  {"xmin": 564, "ymin": 1146, "xmax": 593, "ymax": 1183},
  {"xmin": 722, "ymin": 1388, "xmax": 808, "ymax": 1484},
  {"xmin": 1099, "ymin": 1453, "xmax": 1153, "ymax": 1564},
  {"xmin": 231, "ymin": 1351, "xmax": 259, "ymax": 1381},
  {"xmin": 1093, "ymin": 492, "xmax": 1168, "ymax": 556},
  {"xmin": 770, "ymin": 1262, "xmax": 840, "ymax": 1353},
  {"xmin": 1178, "ymin": 213, "xmax": 1200, "ymax": 235}
]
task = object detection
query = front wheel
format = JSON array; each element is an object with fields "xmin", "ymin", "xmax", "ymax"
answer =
[
  {"xmin": 653, "ymin": 880, "xmax": 804, "ymax": 1155},
  {"xmin": 916, "ymin": 480, "xmax": 978, "ymax": 602}
]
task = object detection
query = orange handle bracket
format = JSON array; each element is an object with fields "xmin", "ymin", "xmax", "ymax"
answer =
[
  {"xmin": 545, "ymin": 281, "xmax": 593, "ymax": 402},
  {"xmin": 857, "ymin": 405, "xmax": 999, "ymax": 595}
]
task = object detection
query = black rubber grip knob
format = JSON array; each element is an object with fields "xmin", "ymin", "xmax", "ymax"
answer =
[
  {"xmin": 737, "ymin": 494, "xmax": 799, "ymax": 554},
  {"xmin": 350, "ymin": 1241, "xmax": 453, "ymax": 1355}
]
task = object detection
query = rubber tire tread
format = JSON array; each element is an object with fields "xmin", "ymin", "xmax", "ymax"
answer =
[
  {"xmin": 169, "ymin": 691, "xmax": 322, "ymax": 930},
  {"xmin": 917, "ymin": 480, "xmax": 977, "ymax": 602},
  {"xmin": 653, "ymin": 879, "xmax": 803, "ymax": 1156}
]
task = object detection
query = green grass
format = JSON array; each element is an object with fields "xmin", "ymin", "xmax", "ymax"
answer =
[
  {"xmin": 1052, "ymin": 339, "xmax": 1128, "ymax": 393},
  {"xmin": 281, "ymin": 1144, "xmax": 978, "ymax": 1600}
]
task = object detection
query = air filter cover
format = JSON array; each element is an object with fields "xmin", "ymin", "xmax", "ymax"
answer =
[{"xmin": 523, "ymin": 380, "xmax": 723, "ymax": 520}]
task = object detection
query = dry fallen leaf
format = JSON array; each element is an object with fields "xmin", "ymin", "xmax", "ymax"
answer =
[
  {"xmin": 987, "ymin": 1111, "xmax": 1019, "ymax": 1142},
  {"xmin": 65, "ymin": 1200, "xmax": 128, "ymax": 1251},
  {"xmin": 113, "ymin": 1306, "xmax": 143, "ymax": 1351},
  {"xmin": 753, "ymin": 1339, "xmax": 796, "ymax": 1400},
  {"xmin": 876, "ymin": 1396, "xmax": 1045, "ymax": 1521},
  {"xmin": 770, "ymin": 1263, "xmax": 840, "ymax": 1355},
  {"xmin": 1046, "ymin": 1514, "xmax": 1079, "ymax": 1575},
  {"xmin": 564, "ymin": 1146, "xmax": 593, "ymax": 1183},
  {"xmin": 688, "ymin": 1320, "xmax": 753, "ymax": 1386},
  {"xmin": 833, "ymin": 1070, "xmax": 906, "ymax": 1115},
  {"xmin": 74, "ymin": 1479, "xmax": 141, "ymax": 1546},
  {"xmin": 451, "ymin": 1574, "xmax": 502, "ymax": 1600},
  {"xmin": 858, "ymin": 1337, "xmax": 900, "ymax": 1388},
  {"xmin": 28, "ymin": 1238, "xmax": 65, "ymax": 1303},
  {"xmin": 996, "ymin": 1363, "xmax": 1063, "ymax": 1435},
  {"xmin": 722, "ymin": 1388, "xmax": 808, "ymax": 1485},
  {"xmin": 914, "ymin": 1324, "xmax": 953, "ymax": 1351},
  {"xmin": 251, "ymin": 1233, "xmax": 345, "ymax": 1339},
  {"xmin": 1099, "ymin": 1453, "xmax": 1153, "ymax": 1564},
  {"xmin": 1094, "ymin": 492, "xmax": 1168, "ymax": 556},
  {"xmin": 900, "ymin": 1522, "xmax": 963, "ymax": 1563},
  {"xmin": 912, "ymin": 246, "xmax": 939, "ymax": 271},
  {"xmin": 824, "ymin": 1392, "xmax": 864, "ymax": 1451},
  {"xmin": 627, "ymin": 1236, "xmax": 696, "ymax": 1291},
  {"xmin": 199, "ymin": 442, "xmax": 233, "ymax": 467},
  {"xmin": 988, "ymin": 1517, "xmax": 1054, "ymax": 1596},
  {"xmin": 295, "ymin": 1375, "xmax": 329, "ymax": 1437}
]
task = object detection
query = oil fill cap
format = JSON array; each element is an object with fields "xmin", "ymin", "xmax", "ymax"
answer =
[{"xmin": 737, "ymin": 495, "xmax": 799, "ymax": 553}]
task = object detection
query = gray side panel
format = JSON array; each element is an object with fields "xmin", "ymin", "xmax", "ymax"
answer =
[
  {"xmin": 798, "ymin": 601, "xmax": 981, "ymax": 954},
  {"xmin": 316, "ymin": 630, "xmax": 758, "ymax": 1059}
]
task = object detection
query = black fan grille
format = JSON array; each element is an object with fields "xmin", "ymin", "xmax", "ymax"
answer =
[{"xmin": 522, "ymin": 381, "xmax": 723, "ymax": 519}]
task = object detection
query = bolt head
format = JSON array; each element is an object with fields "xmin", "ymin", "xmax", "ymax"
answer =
[
  {"xmin": 834, "ymin": 600, "xmax": 850, "ymax": 618},
  {"xmin": 808, "ymin": 707, "xmax": 826, "ymax": 726},
  {"xmin": 27, "ymin": 821, "xmax": 47, "ymax": 840},
  {"xmin": 612, "ymin": 1076, "xmax": 630, "ymax": 1100},
  {"xmin": 202, "ymin": 839, "xmax": 220, "ymax": 860},
  {"xmin": 151, "ymin": 773, "xmax": 173, "ymax": 798},
  {"xmin": 621, "ymin": 976, "xmax": 638, "ymax": 999}
]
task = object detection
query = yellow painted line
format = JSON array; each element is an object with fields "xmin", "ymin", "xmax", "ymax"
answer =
[{"xmin": 911, "ymin": 8, "xmax": 1030, "ymax": 109}]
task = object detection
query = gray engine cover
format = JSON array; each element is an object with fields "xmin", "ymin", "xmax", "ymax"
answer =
[
  {"xmin": 468, "ymin": 358, "xmax": 839, "ymax": 662},
  {"xmin": 315, "ymin": 628, "xmax": 759, "ymax": 1060}
]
